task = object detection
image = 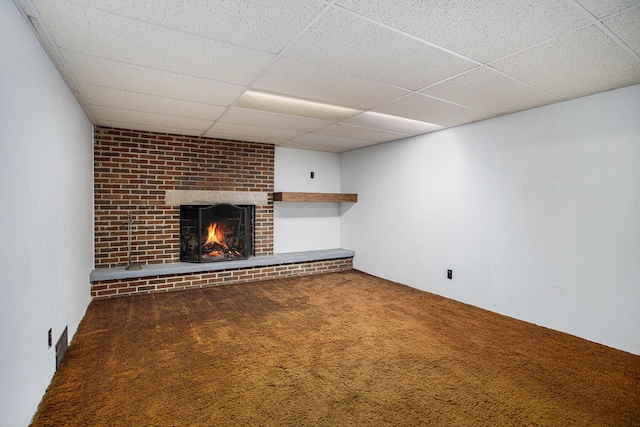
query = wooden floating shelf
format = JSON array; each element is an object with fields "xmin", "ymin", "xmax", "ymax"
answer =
[{"xmin": 273, "ymin": 192, "xmax": 358, "ymax": 203}]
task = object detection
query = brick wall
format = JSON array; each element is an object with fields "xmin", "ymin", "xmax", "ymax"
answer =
[
  {"xmin": 94, "ymin": 127, "xmax": 274, "ymax": 268},
  {"xmin": 91, "ymin": 257, "xmax": 353, "ymax": 299}
]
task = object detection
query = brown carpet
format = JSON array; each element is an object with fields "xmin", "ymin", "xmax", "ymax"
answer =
[{"xmin": 31, "ymin": 270, "xmax": 640, "ymax": 426}]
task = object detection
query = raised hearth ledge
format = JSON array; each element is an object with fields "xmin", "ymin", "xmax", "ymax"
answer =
[
  {"xmin": 165, "ymin": 190, "xmax": 269, "ymax": 206},
  {"xmin": 90, "ymin": 249, "xmax": 354, "ymax": 282}
]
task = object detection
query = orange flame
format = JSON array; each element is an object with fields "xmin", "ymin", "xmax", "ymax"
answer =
[{"xmin": 206, "ymin": 222, "xmax": 228, "ymax": 248}]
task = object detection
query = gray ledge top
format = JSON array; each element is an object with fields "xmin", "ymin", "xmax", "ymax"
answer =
[
  {"xmin": 165, "ymin": 190, "xmax": 268, "ymax": 206},
  {"xmin": 90, "ymin": 248, "xmax": 354, "ymax": 282}
]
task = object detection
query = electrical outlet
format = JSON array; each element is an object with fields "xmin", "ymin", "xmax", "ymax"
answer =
[
  {"xmin": 48, "ymin": 329, "xmax": 52, "ymax": 348},
  {"xmin": 310, "ymin": 171, "xmax": 315, "ymax": 178},
  {"xmin": 447, "ymin": 270, "xmax": 453, "ymax": 280}
]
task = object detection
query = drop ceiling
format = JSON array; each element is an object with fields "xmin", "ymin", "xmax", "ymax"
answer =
[{"xmin": 13, "ymin": 0, "xmax": 640, "ymax": 152}]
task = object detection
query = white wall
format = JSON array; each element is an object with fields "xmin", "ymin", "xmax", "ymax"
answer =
[
  {"xmin": 0, "ymin": 3, "xmax": 94, "ymax": 426},
  {"xmin": 274, "ymin": 147, "xmax": 343, "ymax": 253},
  {"xmin": 341, "ymin": 85, "xmax": 640, "ymax": 355}
]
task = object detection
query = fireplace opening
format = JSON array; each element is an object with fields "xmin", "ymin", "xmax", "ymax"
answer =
[{"xmin": 180, "ymin": 204, "xmax": 254, "ymax": 263}]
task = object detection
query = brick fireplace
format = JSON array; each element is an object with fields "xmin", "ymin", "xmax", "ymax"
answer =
[
  {"xmin": 91, "ymin": 127, "xmax": 352, "ymax": 298},
  {"xmin": 94, "ymin": 127, "xmax": 274, "ymax": 267}
]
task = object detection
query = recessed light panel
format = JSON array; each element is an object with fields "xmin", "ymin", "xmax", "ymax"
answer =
[
  {"xmin": 343, "ymin": 111, "xmax": 443, "ymax": 135},
  {"xmin": 236, "ymin": 90, "xmax": 363, "ymax": 121}
]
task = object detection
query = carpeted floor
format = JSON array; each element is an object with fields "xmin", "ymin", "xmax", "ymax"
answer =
[{"xmin": 31, "ymin": 270, "xmax": 640, "ymax": 426}]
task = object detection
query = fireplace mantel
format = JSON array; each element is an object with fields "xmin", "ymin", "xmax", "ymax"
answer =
[
  {"xmin": 165, "ymin": 190, "xmax": 269, "ymax": 206},
  {"xmin": 273, "ymin": 192, "xmax": 357, "ymax": 203}
]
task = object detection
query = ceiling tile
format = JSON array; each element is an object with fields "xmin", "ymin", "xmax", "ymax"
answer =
[
  {"xmin": 69, "ymin": 0, "xmax": 326, "ymax": 53},
  {"xmin": 32, "ymin": 0, "xmax": 274, "ymax": 85},
  {"xmin": 491, "ymin": 25, "xmax": 640, "ymax": 99},
  {"xmin": 290, "ymin": 133, "xmax": 378, "ymax": 151},
  {"xmin": 373, "ymin": 94, "xmax": 494, "ymax": 127},
  {"xmin": 337, "ymin": 0, "xmax": 590, "ymax": 63},
  {"xmin": 278, "ymin": 140, "xmax": 361, "ymax": 153},
  {"xmin": 218, "ymin": 108, "xmax": 330, "ymax": 132},
  {"xmin": 61, "ymin": 50, "xmax": 245, "ymax": 106},
  {"xmin": 81, "ymin": 85, "xmax": 226, "ymax": 121},
  {"xmin": 283, "ymin": 8, "xmax": 476, "ymax": 90},
  {"xmin": 316, "ymin": 124, "xmax": 406, "ymax": 142},
  {"xmin": 90, "ymin": 105, "xmax": 213, "ymax": 131},
  {"xmin": 253, "ymin": 58, "xmax": 410, "ymax": 109},
  {"xmin": 603, "ymin": 7, "xmax": 640, "ymax": 56},
  {"xmin": 421, "ymin": 66, "xmax": 559, "ymax": 115},
  {"xmin": 574, "ymin": 0, "xmax": 640, "ymax": 19},
  {"xmin": 203, "ymin": 131, "xmax": 281, "ymax": 145},
  {"xmin": 97, "ymin": 120, "xmax": 204, "ymax": 137},
  {"xmin": 205, "ymin": 122, "xmax": 306, "ymax": 141}
]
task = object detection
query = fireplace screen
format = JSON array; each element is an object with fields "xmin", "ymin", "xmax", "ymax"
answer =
[{"xmin": 180, "ymin": 204, "xmax": 254, "ymax": 263}]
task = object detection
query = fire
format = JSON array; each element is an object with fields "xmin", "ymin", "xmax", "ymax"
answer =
[{"xmin": 205, "ymin": 222, "xmax": 228, "ymax": 248}]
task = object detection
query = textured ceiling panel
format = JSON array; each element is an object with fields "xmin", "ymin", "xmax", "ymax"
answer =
[
  {"xmin": 91, "ymin": 105, "xmax": 213, "ymax": 132},
  {"xmin": 337, "ymin": 0, "xmax": 590, "ymax": 63},
  {"xmin": 205, "ymin": 122, "xmax": 306, "ymax": 141},
  {"xmin": 32, "ymin": 0, "xmax": 275, "ymax": 85},
  {"xmin": 421, "ymin": 66, "xmax": 559, "ymax": 115},
  {"xmin": 290, "ymin": 133, "xmax": 379, "ymax": 151},
  {"xmin": 315, "ymin": 124, "xmax": 407, "ymax": 142},
  {"xmin": 374, "ymin": 94, "xmax": 494, "ymax": 127},
  {"xmin": 279, "ymin": 141, "xmax": 371, "ymax": 152},
  {"xmin": 277, "ymin": 142, "xmax": 345, "ymax": 152},
  {"xmin": 68, "ymin": 0, "xmax": 326, "ymax": 53},
  {"xmin": 202, "ymin": 132, "xmax": 283, "ymax": 145},
  {"xmin": 491, "ymin": 25, "xmax": 640, "ymax": 99},
  {"xmin": 574, "ymin": 0, "xmax": 640, "ymax": 18},
  {"xmin": 81, "ymin": 85, "xmax": 226, "ymax": 121},
  {"xmin": 253, "ymin": 58, "xmax": 410, "ymax": 109},
  {"xmin": 603, "ymin": 7, "xmax": 640, "ymax": 55},
  {"xmin": 218, "ymin": 108, "xmax": 330, "ymax": 132},
  {"xmin": 97, "ymin": 121, "xmax": 205, "ymax": 137},
  {"xmin": 61, "ymin": 50, "xmax": 245, "ymax": 105},
  {"xmin": 283, "ymin": 8, "xmax": 477, "ymax": 90}
]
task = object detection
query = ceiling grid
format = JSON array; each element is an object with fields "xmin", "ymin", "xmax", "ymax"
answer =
[{"xmin": 12, "ymin": 0, "xmax": 640, "ymax": 152}]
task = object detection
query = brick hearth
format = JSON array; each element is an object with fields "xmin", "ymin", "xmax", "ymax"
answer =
[{"xmin": 91, "ymin": 256, "xmax": 353, "ymax": 299}]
